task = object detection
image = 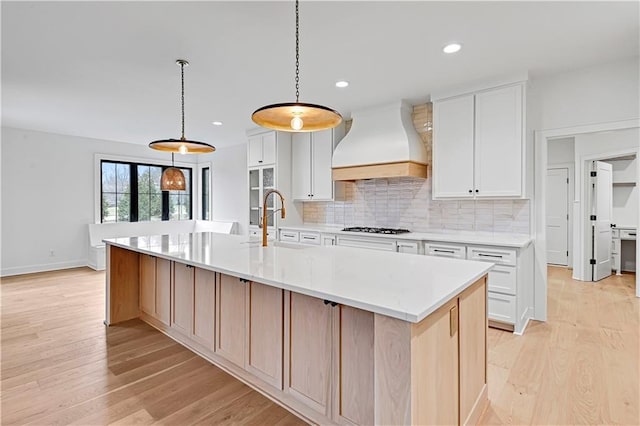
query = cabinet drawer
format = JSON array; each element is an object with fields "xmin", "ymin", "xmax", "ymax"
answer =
[
  {"xmin": 487, "ymin": 265, "xmax": 516, "ymax": 295},
  {"xmin": 336, "ymin": 236, "xmax": 397, "ymax": 252},
  {"xmin": 620, "ymin": 229, "xmax": 637, "ymax": 240},
  {"xmin": 280, "ymin": 230, "xmax": 300, "ymax": 243},
  {"xmin": 487, "ymin": 292, "xmax": 516, "ymax": 324},
  {"xmin": 396, "ymin": 241, "xmax": 419, "ymax": 254},
  {"xmin": 467, "ymin": 245, "xmax": 517, "ymax": 266},
  {"xmin": 299, "ymin": 232, "xmax": 321, "ymax": 245},
  {"xmin": 424, "ymin": 242, "xmax": 466, "ymax": 259}
]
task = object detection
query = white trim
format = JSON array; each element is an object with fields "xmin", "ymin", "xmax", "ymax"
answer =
[
  {"xmin": 535, "ymin": 118, "xmax": 640, "ymax": 319},
  {"xmin": 93, "ymin": 153, "xmax": 196, "ymax": 224},
  {"xmin": 1, "ymin": 260, "xmax": 87, "ymax": 277}
]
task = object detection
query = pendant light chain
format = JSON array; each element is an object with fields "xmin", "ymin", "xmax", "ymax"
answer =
[
  {"xmin": 180, "ymin": 61, "xmax": 186, "ymax": 140},
  {"xmin": 295, "ymin": 0, "xmax": 300, "ymax": 103}
]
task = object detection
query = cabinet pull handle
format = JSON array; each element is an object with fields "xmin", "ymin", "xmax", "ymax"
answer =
[
  {"xmin": 478, "ymin": 253, "xmax": 503, "ymax": 259},
  {"xmin": 258, "ymin": 160, "xmax": 263, "ymax": 163},
  {"xmin": 629, "ymin": 233, "xmax": 636, "ymax": 236},
  {"xmin": 323, "ymin": 299, "xmax": 338, "ymax": 307},
  {"xmin": 434, "ymin": 249, "xmax": 455, "ymax": 254},
  {"xmin": 239, "ymin": 278, "xmax": 249, "ymax": 283},
  {"xmin": 450, "ymin": 305, "xmax": 458, "ymax": 337},
  {"xmin": 302, "ymin": 236, "xmax": 315, "ymax": 240}
]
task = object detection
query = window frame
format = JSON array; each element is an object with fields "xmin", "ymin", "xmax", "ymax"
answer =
[{"xmin": 94, "ymin": 153, "xmax": 194, "ymax": 224}]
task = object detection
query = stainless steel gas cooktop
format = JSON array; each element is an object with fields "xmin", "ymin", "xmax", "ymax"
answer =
[{"xmin": 341, "ymin": 227, "xmax": 411, "ymax": 235}]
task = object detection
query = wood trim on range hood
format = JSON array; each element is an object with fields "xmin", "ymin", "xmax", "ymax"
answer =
[{"xmin": 332, "ymin": 161, "xmax": 429, "ymax": 181}]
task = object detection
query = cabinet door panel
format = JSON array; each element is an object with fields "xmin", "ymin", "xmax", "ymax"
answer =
[
  {"xmin": 215, "ymin": 274, "xmax": 246, "ymax": 367},
  {"xmin": 248, "ymin": 136, "xmax": 263, "ymax": 167},
  {"xmin": 193, "ymin": 268, "xmax": 215, "ymax": 350},
  {"xmin": 336, "ymin": 306, "xmax": 374, "ymax": 425},
  {"xmin": 292, "ymin": 132, "xmax": 311, "ymax": 200},
  {"xmin": 288, "ymin": 292, "xmax": 332, "ymax": 415},
  {"xmin": 155, "ymin": 258, "xmax": 171, "ymax": 326},
  {"xmin": 172, "ymin": 263, "xmax": 193, "ymax": 335},
  {"xmin": 311, "ymin": 129, "xmax": 334, "ymax": 200},
  {"xmin": 433, "ymin": 95, "xmax": 475, "ymax": 198},
  {"xmin": 246, "ymin": 282, "xmax": 283, "ymax": 389},
  {"xmin": 139, "ymin": 254, "xmax": 156, "ymax": 316},
  {"xmin": 262, "ymin": 132, "xmax": 277, "ymax": 165},
  {"xmin": 459, "ymin": 278, "xmax": 487, "ymax": 424},
  {"xmin": 475, "ymin": 85, "xmax": 522, "ymax": 197},
  {"xmin": 411, "ymin": 300, "xmax": 459, "ymax": 425}
]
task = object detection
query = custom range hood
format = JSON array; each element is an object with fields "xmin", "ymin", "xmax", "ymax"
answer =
[{"xmin": 332, "ymin": 100, "xmax": 428, "ymax": 181}]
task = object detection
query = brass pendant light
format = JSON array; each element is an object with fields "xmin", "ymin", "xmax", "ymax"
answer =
[
  {"xmin": 150, "ymin": 60, "xmax": 215, "ymax": 192},
  {"xmin": 252, "ymin": 0, "xmax": 342, "ymax": 132}
]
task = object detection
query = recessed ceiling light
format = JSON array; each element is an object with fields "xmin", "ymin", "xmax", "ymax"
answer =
[
  {"xmin": 335, "ymin": 81, "xmax": 349, "ymax": 88},
  {"xmin": 443, "ymin": 43, "xmax": 462, "ymax": 54},
  {"xmin": 212, "ymin": 121, "xmax": 223, "ymax": 126}
]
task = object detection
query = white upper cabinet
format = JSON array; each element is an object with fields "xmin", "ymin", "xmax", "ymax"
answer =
[
  {"xmin": 433, "ymin": 83, "xmax": 525, "ymax": 199},
  {"xmin": 292, "ymin": 128, "xmax": 340, "ymax": 201},
  {"xmin": 433, "ymin": 95, "xmax": 475, "ymax": 198},
  {"xmin": 248, "ymin": 131, "xmax": 276, "ymax": 167}
]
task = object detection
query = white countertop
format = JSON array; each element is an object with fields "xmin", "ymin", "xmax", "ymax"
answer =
[
  {"xmin": 105, "ymin": 233, "xmax": 492, "ymax": 323},
  {"xmin": 278, "ymin": 223, "xmax": 533, "ymax": 248}
]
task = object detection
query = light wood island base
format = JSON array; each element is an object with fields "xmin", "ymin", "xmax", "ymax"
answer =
[{"xmin": 106, "ymin": 244, "xmax": 489, "ymax": 425}]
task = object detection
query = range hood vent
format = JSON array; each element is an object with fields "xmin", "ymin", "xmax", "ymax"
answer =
[{"xmin": 332, "ymin": 100, "xmax": 428, "ymax": 181}]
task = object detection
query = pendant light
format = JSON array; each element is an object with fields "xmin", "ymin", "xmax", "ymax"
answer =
[
  {"xmin": 251, "ymin": 0, "xmax": 342, "ymax": 132},
  {"xmin": 161, "ymin": 153, "xmax": 186, "ymax": 191},
  {"xmin": 150, "ymin": 59, "xmax": 215, "ymax": 191}
]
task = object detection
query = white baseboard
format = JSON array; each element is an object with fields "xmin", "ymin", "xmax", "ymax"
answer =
[{"xmin": 1, "ymin": 259, "xmax": 88, "ymax": 277}]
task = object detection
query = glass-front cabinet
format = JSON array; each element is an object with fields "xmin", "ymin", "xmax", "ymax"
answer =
[{"xmin": 249, "ymin": 165, "xmax": 277, "ymax": 235}]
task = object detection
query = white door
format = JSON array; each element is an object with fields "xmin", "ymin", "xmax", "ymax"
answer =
[
  {"xmin": 591, "ymin": 161, "xmax": 613, "ymax": 281},
  {"xmin": 546, "ymin": 168, "xmax": 569, "ymax": 265}
]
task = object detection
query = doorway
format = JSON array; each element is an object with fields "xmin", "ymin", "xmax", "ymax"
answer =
[{"xmin": 534, "ymin": 120, "xmax": 640, "ymax": 321}]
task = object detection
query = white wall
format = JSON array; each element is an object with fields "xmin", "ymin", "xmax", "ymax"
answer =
[
  {"xmin": 200, "ymin": 144, "xmax": 248, "ymax": 236},
  {"xmin": 548, "ymin": 138, "xmax": 575, "ymax": 165},
  {"xmin": 532, "ymin": 57, "xmax": 640, "ymax": 318},
  {"xmin": 1, "ymin": 127, "xmax": 199, "ymax": 276},
  {"xmin": 534, "ymin": 58, "xmax": 640, "ymax": 130}
]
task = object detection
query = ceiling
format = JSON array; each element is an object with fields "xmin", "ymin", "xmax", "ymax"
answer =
[{"xmin": 2, "ymin": 1, "xmax": 638, "ymax": 149}]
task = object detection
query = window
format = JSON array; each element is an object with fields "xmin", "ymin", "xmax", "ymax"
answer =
[
  {"xmin": 101, "ymin": 160, "xmax": 192, "ymax": 223},
  {"xmin": 202, "ymin": 167, "xmax": 210, "ymax": 220}
]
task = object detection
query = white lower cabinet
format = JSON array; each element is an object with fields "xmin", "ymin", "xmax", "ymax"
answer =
[
  {"xmin": 423, "ymin": 241, "xmax": 533, "ymax": 334},
  {"xmin": 299, "ymin": 231, "xmax": 321, "ymax": 245},
  {"xmin": 336, "ymin": 235, "xmax": 397, "ymax": 251},
  {"xmin": 396, "ymin": 240, "xmax": 420, "ymax": 254},
  {"xmin": 321, "ymin": 234, "xmax": 336, "ymax": 246}
]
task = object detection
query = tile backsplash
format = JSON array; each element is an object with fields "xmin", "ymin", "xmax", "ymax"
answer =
[{"xmin": 303, "ymin": 177, "xmax": 530, "ymax": 234}]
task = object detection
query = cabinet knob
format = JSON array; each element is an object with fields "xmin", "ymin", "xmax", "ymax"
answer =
[
  {"xmin": 258, "ymin": 160, "xmax": 263, "ymax": 163},
  {"xmin": 475, "ymin": 189, "xmax": 479, "ymax": 193},
  {"xmin": 468, "ymin": 190, "xmax": 472, "ymax": 194}
]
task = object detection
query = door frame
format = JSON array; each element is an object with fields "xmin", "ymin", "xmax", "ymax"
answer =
[
  {"xmin": 534, "ymin": 118, "xmax": 640, "ymax": 321},
  {"xmin": 546, "ymin": 164, "xmax": 574, "ymax": 267}
]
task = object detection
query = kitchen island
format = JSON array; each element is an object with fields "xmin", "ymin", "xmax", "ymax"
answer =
[{"xmin": 105, "ymin": 232, "xmax": 492, "ymax": 425}]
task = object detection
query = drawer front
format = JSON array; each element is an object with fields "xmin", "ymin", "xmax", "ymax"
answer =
[
  {"xmin": 280, "ymin": 230, "xmax": 300, "ymax": 243},
  {"xmin": 488, "ymin": 292, "xmax": 516, "ymax": 324},
  {"xmin": 424, "ymin": 242, "xmax": 466, "ymax": 259},
  {"xmin": 619, "ymin": 229, "xmax": 637, "ymax": 240},
  {"xmin": 467, "ymin": 245, "xmax": 517, "ymax": 266},
  {"xmin": 336, "ymin": 236, "xmax": 397, "ymax": 252},
  {"xmin": 487, "ymin": 265, "xmax": 516, "ymax": 295},
  {"xmin": 396, "ymin": 241, "xmax": 419, "ymax": 254},
  {"xmin": 299, "ymin": 232, "xmax": 321, "ymax": 245}
]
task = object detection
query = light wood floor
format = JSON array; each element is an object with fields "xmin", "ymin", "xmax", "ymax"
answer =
[
  {"xmin": 1, "ymin": 266, "xmax": 638, "ymax": 425},
  {"xmin": 0, "ymin": 268, "xmax": 305, "ymax": 425}
]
